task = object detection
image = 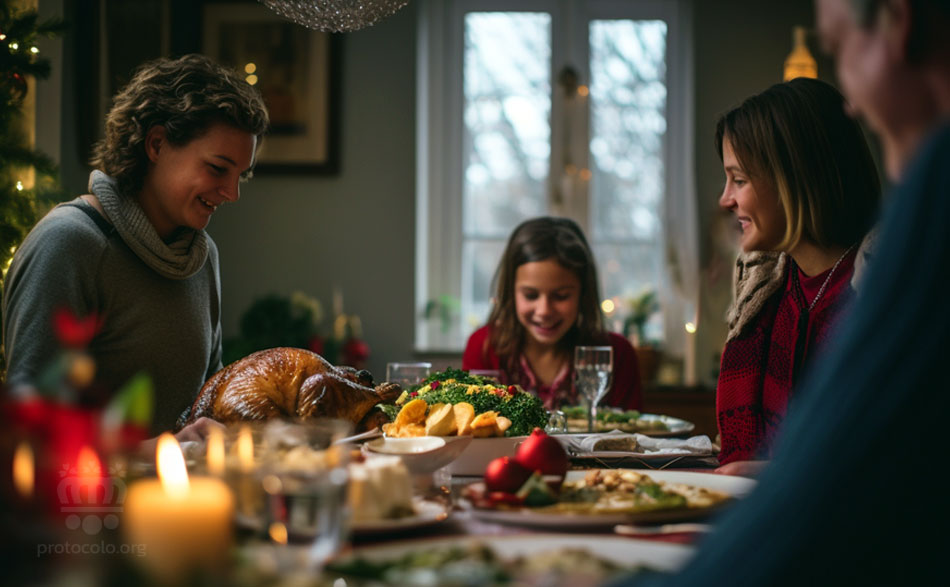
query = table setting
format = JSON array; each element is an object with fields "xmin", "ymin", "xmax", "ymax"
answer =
[{"xmin": 2, "ymin": 358, "xmax": 747, "ymax": 586}]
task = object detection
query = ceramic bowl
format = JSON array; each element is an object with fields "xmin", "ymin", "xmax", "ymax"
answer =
[
  {"xmin": 362, "ymin": 435, "xmax": 472, "ymax": 475},
  {"xmin": 445, "ymin": 435, "xmax": 526, "ymax": 476}
]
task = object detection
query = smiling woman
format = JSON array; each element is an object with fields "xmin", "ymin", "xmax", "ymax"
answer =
[
  {"xmin": 1, "ymin": 54, "xmax": 269, "ymax": 438},
  {"xmin": 712, "ymin": 78, "xmax": 881, "ymax": 470}
]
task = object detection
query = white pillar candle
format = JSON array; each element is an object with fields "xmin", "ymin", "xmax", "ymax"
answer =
[{"xmin": 124, "ymin": 434, "xmax": 234, "ymax": 582}]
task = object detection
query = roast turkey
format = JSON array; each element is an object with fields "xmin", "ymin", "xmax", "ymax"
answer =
[{"xmin": 178, "ymin": 347, "xmax": 401, "ymax": 432}]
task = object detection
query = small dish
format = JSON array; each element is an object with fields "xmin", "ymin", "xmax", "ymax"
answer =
[{"xmin": 363, "ymin": 436, "xmax": 472, "ymax": 474}]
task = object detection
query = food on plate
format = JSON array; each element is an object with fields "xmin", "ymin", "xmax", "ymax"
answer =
[
  {"xmin": 385, "ymin": 399, "xmax": 511, "ymax": 438},
  {"xmin": 424, "ymin": 403, "xmax": 457, "ymax": 436},
  {"xmin": 348, "ymin": 456, "xmax": 415, "ymax": 522},
  {"xmin": 395, "ymin": 398, "xmax": 428, "ymax": 427},
  {"xmin": 471, "ymin": 411, "xmax": 508, "ymax": 437},
  {"xmin": 592, "ymin": 436, "xmax": 639, "ymax": 452},
  {"xmin": 515, "ymin": 428, "xmax": 569, "ymax": 478},
  {"xmin": 179, "ymin": 347, "xmax": 401, "ymax": 432},
  {"xmin": 325, "ymin": 541, "xmax": 657, "ymax": 586},
  {"xmin": 453, "ymin": 402, "xmax": 475, "ymax": 435},
  {"xmin": 381, "ymin": 368, "xmax": 548, "ymax": 437},
  {"xmin": 561, "ymin": 406, "xmax": 674, "ymax": 434},
  {"xmin": 466, "ymin": 468, "xmax": 731, "ymax": 516},
  {"xmin": 514, "ymin": 472, "xmax": 558, "ymax": 506}
]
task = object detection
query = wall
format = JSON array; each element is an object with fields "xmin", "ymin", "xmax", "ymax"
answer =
[
  {"xmin": 208, "ymin": 6, "xmax": 418, "ymax": 380},
  {"xmin": 48, "ymin": 0, "xmax": 848, "ymax": 386}
]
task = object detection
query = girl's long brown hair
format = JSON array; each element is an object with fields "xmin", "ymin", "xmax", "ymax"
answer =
[{"xmin": 485, "ymin": 217, "xmax": 606, "ymax": 374}]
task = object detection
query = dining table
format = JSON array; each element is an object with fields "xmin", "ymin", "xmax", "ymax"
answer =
[
  {"xmin": 288, "ymin": 433, "xmax": 741, "ymax": 587},
  {"xmin": 8, "ymin": 418, "xmax": 743, "ymax": 587}
]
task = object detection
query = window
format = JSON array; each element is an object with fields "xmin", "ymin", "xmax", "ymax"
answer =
[{"xmin": 416, "ymin": 0, "xmax": 696, "ymax": 359}]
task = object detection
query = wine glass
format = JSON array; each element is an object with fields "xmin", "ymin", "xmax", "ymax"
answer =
[
  {"xmin": 257, "ymin": 419, "xmax": 353, "ymax": 573},
  {"xmin": 574, "ymin": 346, "xmax": 613, "ymax": 433}
]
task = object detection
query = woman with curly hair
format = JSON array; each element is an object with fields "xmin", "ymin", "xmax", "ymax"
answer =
[{"xmin": 2, "ymin": 54, "xmax": 269, "ymax": 438}]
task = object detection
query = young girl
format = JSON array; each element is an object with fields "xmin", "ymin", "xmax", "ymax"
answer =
[
  {"xmin": 462, "ymin": 217, "xmax": 642, "ymax": 410},
  {"xmin": 715, "ymin": 78, "xmax": 881, "ymax": 475}
]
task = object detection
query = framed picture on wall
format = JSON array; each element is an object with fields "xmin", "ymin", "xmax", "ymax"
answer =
[{"xmin": 203, "ymin": 2, "xmax": 340, "ymax": 174}]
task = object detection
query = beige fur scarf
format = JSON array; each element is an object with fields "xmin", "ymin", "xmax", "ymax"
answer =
[{"xmin": 725, "ymin": 231, "xmax": 877, "ymax": 343}]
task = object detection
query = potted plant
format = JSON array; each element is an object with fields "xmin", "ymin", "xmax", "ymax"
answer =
[{"xmin": 622, "ymin": 290, "xmax": 662, "ymax": 385}]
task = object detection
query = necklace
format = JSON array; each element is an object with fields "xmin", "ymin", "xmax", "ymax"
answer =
[{"xmin": 807, "ymin": 244, "xmax": 855, "ymax": 312}]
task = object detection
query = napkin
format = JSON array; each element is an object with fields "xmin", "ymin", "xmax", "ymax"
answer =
[{"xmin": 563, "ymin": 430, "xmax": 714, "ymax": 456}]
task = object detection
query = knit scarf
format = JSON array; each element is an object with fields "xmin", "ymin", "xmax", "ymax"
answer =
[
  {"xmin": 716, "ymin": 252, "xmax": 856, "ymax": 465},
  {"xmin": 89, "ymin": 170, "xmax": 209, "ymax": 280}
]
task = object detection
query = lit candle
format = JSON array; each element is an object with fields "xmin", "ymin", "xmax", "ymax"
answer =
[
  {"xmin": 684, "ymin": 321, "xmax": 697, "ymax": 386},
  {"xmin": 236, "ymin": 425, "xmax": 254, "ymax": 473},
  {"xmin": 13, "ymin": 441, "xmax": 34, "ymax": 499},
  {"xmin": 124, "ymin": 434, "xmax": 234, "ymax": 582},
  {"xmin": 206, "ymin": 426, "xmax": 225, "ymax": 476}
]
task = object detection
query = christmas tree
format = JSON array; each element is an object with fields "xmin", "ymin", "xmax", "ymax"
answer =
[
  {"xmin": 1, "ymin": 4, "xmax": 66, "ymax": 273},
  {"xmin": 1, "ymin": 4, "xmax": 66, "ymax": 377}
]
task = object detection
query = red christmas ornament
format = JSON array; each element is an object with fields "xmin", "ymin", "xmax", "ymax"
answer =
[
  {"xmin": 52, "ymin": 308, "xmax": 101, "ymax": 349},
  {"xmin": 342, "ymin": 338, "xmax": 370, "ymax": 369},
  {"xmin": 514, "ymin": 427, "xmax": 569, "ymax": 479},
  {"xmin": 483, "ymin": 456, "xmax": 532, "ymax": 493}
]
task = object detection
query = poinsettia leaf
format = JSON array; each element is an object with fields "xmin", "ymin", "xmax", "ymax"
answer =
[{"xmin": 102, "ymin": 372, "xmax": 154, "ymax": 431}]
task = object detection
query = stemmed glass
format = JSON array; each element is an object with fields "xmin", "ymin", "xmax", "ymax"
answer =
[{"xmin": 574, "ymin": 346, "xmax": 613, "ymax": 433}]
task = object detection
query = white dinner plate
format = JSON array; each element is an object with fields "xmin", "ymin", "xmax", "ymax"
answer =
[
  {"xmin": 350, "ymin": 497, "xmax": 451, "ymax": 536},
  {"xmin": 464, "ymin": 469, "xmax": 756, "ymax": 528},
  {"xmin": 327, "ymin": 533, "xmax": 695, "ymax": 583}
]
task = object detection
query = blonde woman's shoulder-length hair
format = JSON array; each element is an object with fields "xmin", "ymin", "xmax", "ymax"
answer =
[
  {"xmin": 91, "ymin": 54, "xmax": 270, "ymax": 197},
  {"xmin": 715, "ymin": 77, "xmax": 881, "ymax": 251}
]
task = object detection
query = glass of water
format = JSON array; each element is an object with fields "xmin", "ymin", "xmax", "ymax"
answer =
[
  {"xmin": 574, "ymin": 346, "xmax": 614, "ymax": 433},
  {"xmin": 385, "ymin": 361, "xmax": 432, "ymax": 390},
  {"xmin": 257, "ymin": 418, "xmax": 353, "ymax": 572}
]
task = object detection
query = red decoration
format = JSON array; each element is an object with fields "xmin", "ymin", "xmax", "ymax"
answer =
[
  {"xmin": 307, "ymin": 335, "xmax": 325, "ymax": 356},
  {"xmin": 341, "ymin": 338, "xmax": 370, "ymax": 370},
  {"xmin": 514, "ymin": 428, "xmax": 569, "ymax": 480},
  {"xmin": 483, "ymin": 456, "xmax": 532, "ymax": 493},
  {"xmin": 52, "ymin": 308, "xmax": 101, "ymax": 349}
]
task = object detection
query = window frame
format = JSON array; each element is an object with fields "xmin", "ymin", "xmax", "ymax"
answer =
[{"xmin": 415, "ymin": 0, "xmax": 696, "ymax": 355}]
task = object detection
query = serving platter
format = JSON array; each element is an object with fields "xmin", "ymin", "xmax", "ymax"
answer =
[
  {"xmin": 566, "ymin": 412, "xmax": 695, "ymax": 437},
  {"xmin": 326, "ymin": 533, "xmax": 695, "ymax": 584},
  {"xmin": 462, "ymin": 469, "xmax": 756, "ymax": 528}
]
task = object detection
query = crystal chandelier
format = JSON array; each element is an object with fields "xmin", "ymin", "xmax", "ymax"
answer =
[{"xmin": 258, "ymin": 0, "xmax": 411, "ymax": 33}]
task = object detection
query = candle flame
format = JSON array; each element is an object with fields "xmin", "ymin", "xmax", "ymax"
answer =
[
  {"xmin": 13, "ymin": 442, "xmax": 34, "ymax": 498},
  {"xmin": 268, "ymin": 522, "xmax": 288, "ymax": 545},
  {"xmin": 206, "ymin": 427, "xmax": 225, "ymax": 476},
  {"xmin": 237, "ymin": 426, "xmax": 254, "ymax": 473},
  {"xmin": 156, "ymin": 433, "xmax": 190, "ymax": 498}
]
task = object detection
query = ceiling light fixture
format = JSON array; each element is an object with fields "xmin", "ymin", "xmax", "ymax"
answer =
[{"xmin": 258, "ymin": 0, "xmax": 411, "ymax": 33}]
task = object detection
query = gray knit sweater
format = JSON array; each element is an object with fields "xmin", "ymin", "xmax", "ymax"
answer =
[{"xmin": 2, "ymin": 197, "xmax": 223, "ymax": 434}]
